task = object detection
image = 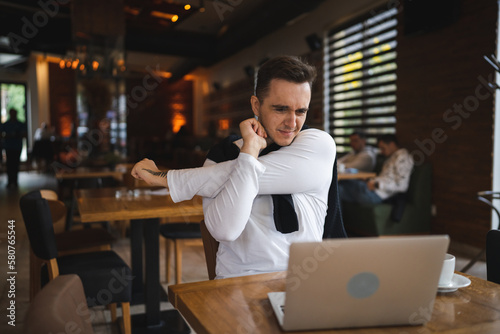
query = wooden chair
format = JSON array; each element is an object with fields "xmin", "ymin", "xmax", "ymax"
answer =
[
  {"xmin": 28, "ymin": 189, "xmax": 115, "ymax": 300},
  {"xmin": 20, "ymin": 190, "xmax": 132, "ymax": 334},
  {"xmin": 159, "ymin": 221, "xmax": 203, "ymax": 284},
  {"xmin": 24, "ymin": 274, "xmax": 95, "ymax": 334},
  {"xmin": 200, "ymin": 220, "xmax": 219, "ymax": 280}
]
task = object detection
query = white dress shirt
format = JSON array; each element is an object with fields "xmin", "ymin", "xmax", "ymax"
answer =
[{"xmin": 167, "ymin": 129, "xmax": 336, "ymax": 278}]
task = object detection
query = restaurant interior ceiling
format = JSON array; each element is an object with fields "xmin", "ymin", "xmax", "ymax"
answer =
[{"xmin": 0, "ymin": 0, "xmax": 327, "ymax": 81}]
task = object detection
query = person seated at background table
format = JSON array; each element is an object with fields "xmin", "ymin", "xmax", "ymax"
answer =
[
  {"xmin": 131, "ymin": 55, "xmax": 346, "ymax": 279},
  {"xmin": 338, "ymin": 131, "xmax": 376, "ymax": 172},
  {"xmin": 338, "ymin": 134, "xmax": 413, "ymax": 205}
]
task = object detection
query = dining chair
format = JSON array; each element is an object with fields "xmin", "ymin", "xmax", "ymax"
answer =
[
  {"xmin": 200, "ymin": 220, "xmax": 219, "ymax": 280},
  {"xmin": 28, "ymin": 189, "xmax": 115, "ymax": 300},
  {"xmin": 461, "ymin": 191, "xmax": 500, "ymax": 272},
  {"xmin": 20, "ymin": 190, "xmax": 132, "ymax": 334},
  {"xmin": 40, "ymin": 189, "xmax": 66, "ymax": 233},
  {"xmin": 24, "ymin": 274, "xmax": 95, "ymax": 334},
  {"xmin": 159, "ymin": 221, "xmax": 203, "ymax": 284},
  {"xmin": 40, "ymin": 189, "xmax": 115, "ymax": 251},
  {"xmin": 486, "ymin": 229, "xmax": 500, "ymax": 284}
]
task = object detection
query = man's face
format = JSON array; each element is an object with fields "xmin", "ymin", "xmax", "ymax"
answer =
[
  {"xmin": 349, "ymin": 134, "xmax": 365, "ymax": 152},
  {"xmin": 251, "ymin": 79, "xmax": 311, "ymax": 147},
  {"xmin": 378, "ymin": 141, "xmax": 397, "ymax": 157}
]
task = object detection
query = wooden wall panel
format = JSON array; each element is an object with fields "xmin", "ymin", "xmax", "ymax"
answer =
[
  {"xmin": 203, "ymin": 77, "xmax": 254, "ymax": 136},
  {"xmin": 127, "ymin": 78, "xmax": 193, "ymax": 137},
  {"xmin": 126, "ymin": 77, "xmax": 193, "ymax": 162},
  {"xmin": 48, "ymin": 63, "xmax": 76, "ymax": 138}
]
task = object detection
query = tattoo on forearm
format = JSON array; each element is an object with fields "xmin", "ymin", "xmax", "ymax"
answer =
[{"xmin": 143, "ymin": 168, "xmax": 168, "ymax": 178}]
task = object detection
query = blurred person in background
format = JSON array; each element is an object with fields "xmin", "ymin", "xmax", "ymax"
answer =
[{"xmin": 0, "ymin": 108, "xmax": 27, "ymax": 188}]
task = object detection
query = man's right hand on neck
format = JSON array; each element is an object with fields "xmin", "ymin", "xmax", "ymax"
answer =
[{"xmin": 239, "ymin": 118, "xmax": 268, "ymax": 158}]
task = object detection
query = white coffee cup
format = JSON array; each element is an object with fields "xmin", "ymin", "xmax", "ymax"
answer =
[
  {"xmin": 338, "ymin": 163, "xmax": 346, "ymax": 173},
  {"xmin": 439, "ymin": 253, "xmax": 455, "ymax": 286}
]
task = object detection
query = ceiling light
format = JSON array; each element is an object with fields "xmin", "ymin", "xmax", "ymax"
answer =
[
  {"xmin": 184, "ymin": 4, "xmax": 191, "ymax": 10},
  {"xmin": 150, "ymin": 11, "xmax": 175, "ymax": 20}
]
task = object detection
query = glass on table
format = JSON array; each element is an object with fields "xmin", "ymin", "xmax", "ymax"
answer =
[
  {"xmin": 115, "ymin": 189, "xmax": 133, "ymax": 200},
  {"xmin": 133, "ymin": 189, "xmax": 152, "ymax": 200}
]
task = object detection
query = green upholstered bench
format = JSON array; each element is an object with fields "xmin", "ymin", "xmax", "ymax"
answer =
[{"xmin": 341, "ymin": 162, "xmax": 432, "ymax": 236}]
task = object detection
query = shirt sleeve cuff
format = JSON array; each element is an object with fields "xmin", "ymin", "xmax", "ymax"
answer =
[{"xmin": 238, "ymin": 152, "xmax": 266, "ymax": 175}]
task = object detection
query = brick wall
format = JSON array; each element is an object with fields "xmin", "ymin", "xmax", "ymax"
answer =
[{"xmin": 396, "ymin": 0, "xmax": 497, "ymax": 247}]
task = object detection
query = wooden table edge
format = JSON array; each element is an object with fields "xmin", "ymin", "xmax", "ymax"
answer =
[
  {"xmin": 338, "ymin": 172, "xmax": 376, "ymax": 180},
  {"xmin": 167, "ymin": 271, "xmax": 286, "ymax": 308}
]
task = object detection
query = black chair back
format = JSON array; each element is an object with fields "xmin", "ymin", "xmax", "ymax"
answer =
[
  {"xmin": 20, "ymin": 190, "xmax": 58, "ymax": 260},
  {"xmin": 486, "ymin": 229, "xmax": 500, "ymax": 284}
]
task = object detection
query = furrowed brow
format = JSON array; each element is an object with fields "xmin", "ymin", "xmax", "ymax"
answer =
[{"xmin": 271, "ymin": 104, "xmax": 290, "ymax": 110}]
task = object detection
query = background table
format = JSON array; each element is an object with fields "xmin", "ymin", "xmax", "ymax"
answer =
[
  {"xmin": 168, "ymin": 271, "xmax": 500, "ymax": 334},
  {"xmin": 338, "ymin": 172, "xmax": 376, "ymax": 180},
  {"xmin": 55, "ymin": 166, "xmax": 127, "ymax": 180},
  {"xmin": 76, "ymin": 187, "xmax": 203, "ymax": 334}
]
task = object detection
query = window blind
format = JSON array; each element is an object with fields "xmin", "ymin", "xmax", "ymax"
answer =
[{"xmin": 324, "ymin": 7, "xmax": 398, "ymax": 152}]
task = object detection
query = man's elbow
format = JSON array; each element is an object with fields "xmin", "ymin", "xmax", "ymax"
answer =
[
  {"xmin": 212, "ymin": 229, "xmax": 242, "ymax": 242},
  {"xmin": 205, "ymin": 220, "xmax": 243, "ymax": 242}
]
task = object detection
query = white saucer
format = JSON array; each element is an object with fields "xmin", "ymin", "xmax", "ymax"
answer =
[{"xmin": 437, "ymin": 273, "xmax": 471, "ymax": 293}]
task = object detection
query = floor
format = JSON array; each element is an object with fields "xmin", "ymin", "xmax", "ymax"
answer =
[{"xmin": 0, "ymin": 171, "xmax": 488, "ymax": 333}]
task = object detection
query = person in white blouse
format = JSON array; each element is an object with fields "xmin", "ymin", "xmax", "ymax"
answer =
[
  {"xmin": 338, "ymin": 134, "xmax": 414, "ymax": 204},
  {"xmin": 131, "ymin": 56, "xmax": 346, "ymax": 279}
]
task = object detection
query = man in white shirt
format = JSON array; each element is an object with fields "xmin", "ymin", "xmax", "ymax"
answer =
[
  {"xmin": 338, "ymin": 131, "xmax": 376, "ymax": 172},
  {"xmin": 131, "ymin": 56, "xmax": 346, "ymax": 279},
  {"xmin": 338, "ymin": 134, "xmax": 414, "ymax": 204}
]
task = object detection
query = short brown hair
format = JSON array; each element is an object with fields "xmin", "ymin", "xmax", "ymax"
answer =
[
  {"xmin": 377, "ymin": 134, "xmax": 399, "ymax": 146},
  {"xmin": 254, "ymin": 56, "xmax": 317, "ymax": 101}
]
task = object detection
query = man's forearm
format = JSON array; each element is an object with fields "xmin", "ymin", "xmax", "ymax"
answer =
[
  {"xmin": 142, "ymin": 168, "xmax": 169, "ymax": 188},
  {"xmin": 167, "ymin": 159, "xmax": 237, "ymax": 202}
]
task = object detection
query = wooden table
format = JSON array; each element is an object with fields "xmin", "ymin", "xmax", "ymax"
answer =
[
  {"xmin": 76, "ymin": 187, "xmax": 203, "ymax": 222},
  {"xmin": 55, "ymin": 166, "xmax": 129, "ymax": 208},
  {"xmin": 338, "ymin": 172, "xmax": 376, "ymax": 180},
  {"xmin": 55, "ymin": 166, "xmax": 128, "ymax": 180},
  {"xmin": 76, "ymin": 187, "xmax": 203, "ymax": 334},
  {"xmin": 168, "ymin": 271, "xmax": 500, "ymax": 334}
]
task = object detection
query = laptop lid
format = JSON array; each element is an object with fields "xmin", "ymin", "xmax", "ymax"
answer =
[{"xmin": 278, "ymin": 235, "xmax": 449, "ymax": 331}]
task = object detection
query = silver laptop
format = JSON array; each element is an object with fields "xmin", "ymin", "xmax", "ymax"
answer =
[{"xmin": 268, "ymin": 235, "xmax": 449, "ymax": 331}]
